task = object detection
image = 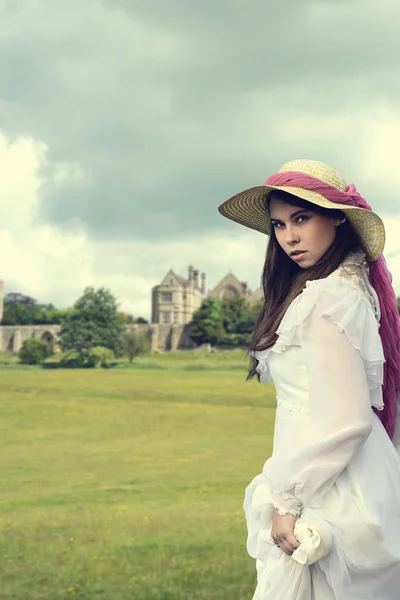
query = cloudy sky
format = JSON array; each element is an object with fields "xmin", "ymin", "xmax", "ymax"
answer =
[{"xmin": 1, "ymin": 0, "xmax": 400, "ymax": 320}]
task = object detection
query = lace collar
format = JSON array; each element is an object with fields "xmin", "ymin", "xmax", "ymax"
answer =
[{"xmin": 341, "ymin": 248, "xmax": 367, "ymax": 268}]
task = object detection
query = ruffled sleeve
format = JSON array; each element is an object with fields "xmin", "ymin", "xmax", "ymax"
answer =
[{"xmin": 259, "ymin": 273, "xmax": 385, "ymax": 515}]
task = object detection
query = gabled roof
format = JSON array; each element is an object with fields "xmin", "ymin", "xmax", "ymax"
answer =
[
  {"xmin": 174, "ymin": 273, "xmax": 188, "ymax": 286},
  {"xmin": 156, "ymin": 268, "xmax": 189, "ymax": 289},
  {"xmin": 208, "ymin": 272, "xmax": 249, "ymax": 295}
]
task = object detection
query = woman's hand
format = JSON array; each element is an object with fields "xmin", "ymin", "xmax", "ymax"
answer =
[{"xmin": 271, "ymin": 508, "xmax": 301, "ymax": 556}]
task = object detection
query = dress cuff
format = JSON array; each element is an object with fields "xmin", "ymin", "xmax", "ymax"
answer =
[{"xmin": 272, "ymin": 488, "xmax": 304, "ymax": 516}]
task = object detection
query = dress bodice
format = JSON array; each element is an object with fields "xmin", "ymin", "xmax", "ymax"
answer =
[
  {"xmin": 268, "ymin": 346, "xmax": 309, "ymax": 413},
  {"xmin": 252, "ymin": 249, "xmax": 384, "ymax": 414}
]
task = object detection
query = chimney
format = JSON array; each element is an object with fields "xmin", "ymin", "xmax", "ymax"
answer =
[
  {"xmin": 201, "ymin": 272, "xmax": 206, "ymax": 294},
  {"xmin": 193, "ymin": 269, "xmax": 199, "ymax": 287},
  {"xmin": 188, "ymin": 265, "xmax": 194, "ymax": 281}
]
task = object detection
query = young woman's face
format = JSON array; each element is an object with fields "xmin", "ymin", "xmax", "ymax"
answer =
[{"xmin": 269, "ymin": 195, "xmax": 339, "ymax": 269}]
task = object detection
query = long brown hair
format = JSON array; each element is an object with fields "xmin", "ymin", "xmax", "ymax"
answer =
[{"xmin": 247, "ymin": 190, "xmax": 360, "ymax": 380}]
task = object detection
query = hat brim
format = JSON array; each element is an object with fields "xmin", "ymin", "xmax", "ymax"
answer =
[{"xmin": 218, "ymin": 184, "xmax": 385, "ymax": 262}]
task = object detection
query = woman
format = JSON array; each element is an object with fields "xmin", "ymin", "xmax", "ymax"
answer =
[{"xmin": 218, "ymin": 160, "xmax": 400, "ymax": 599}]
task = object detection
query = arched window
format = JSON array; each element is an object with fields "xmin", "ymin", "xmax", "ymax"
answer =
[
  {"xmin": 221, "ymin": 285, "xmax": 239, "ymax": 300},
  {"xmin": 41, "ymin": 331, "xmax": 55, "ymax": 348}
]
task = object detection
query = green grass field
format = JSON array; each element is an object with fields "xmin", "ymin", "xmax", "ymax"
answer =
[{"xmin": 0, "ymin": 350, "xmax": 276, "ymax": 600}]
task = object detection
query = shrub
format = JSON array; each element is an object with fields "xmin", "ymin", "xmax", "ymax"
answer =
[
  {"xmin": 87, "ymin": 346, "xmax": 115, "ymax": 368},
  {"xmin": 18, "ymin": 338, "xmax": 53, "ymax": 365},
  {"xmin": 121, "ymin": 330, "xmax": 150, "ymax": 363},
  {"xmin": 219, "ymin": 333, "xmax": 250, "ymax": 347}
]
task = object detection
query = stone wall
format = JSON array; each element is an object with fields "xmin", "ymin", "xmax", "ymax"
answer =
[
  {"xmin": 126, "ymin": 323, "xmax": 196, "ymax": 351},
  {"xmin": 1, "ymin": 325, "xmax": 61, "ymax": 352},
  {"xmin": 0, "ymin": 323, "xmax": 196, "ymax": 352},
  {"xmin": 152, "ymin": 324, "xmax": 196, "ymax": 351}
]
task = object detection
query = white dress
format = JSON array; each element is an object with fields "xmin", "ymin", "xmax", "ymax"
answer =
[{"xmin": 244, "ymin": 250, "xmax": 400, "ymax": 600}]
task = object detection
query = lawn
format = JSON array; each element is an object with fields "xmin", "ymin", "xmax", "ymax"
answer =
[{"xmin": 0, "ymin": 351, "xmax": 276, "ymax": 599}]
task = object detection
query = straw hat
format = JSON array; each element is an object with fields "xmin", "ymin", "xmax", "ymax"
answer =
[{"xmin": 218, "ymin": 159, "xmax": 385, "ymax": 262}]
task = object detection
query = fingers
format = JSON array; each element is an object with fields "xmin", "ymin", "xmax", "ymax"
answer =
[
  {"xmin": 270, "ymin": 510, "xmax": 301, "ymax": 555},
  {"xmin": 272, "ymin": 533, "xmax": 300, "ymax": 556},
  {"xmin": 276, "ymin": 538, "xmax": 295, "ymax": 556},
  {"xmin": 286, "ymin": 532, "xmax": 301, "ymax": 550}
]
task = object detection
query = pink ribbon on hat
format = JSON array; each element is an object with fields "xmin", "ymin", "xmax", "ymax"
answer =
[
  {"xmin": 264, "ymin": 170, "xmax": 372, "ymax": 210},
  {"xmin": 264, "ymin": 170, "xmax": 400, "ymax": 441}
]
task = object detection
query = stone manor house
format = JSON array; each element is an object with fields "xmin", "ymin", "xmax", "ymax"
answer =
[{"xmin": 0, "ymin": 268, "xmax": 262, "ymax": 353}]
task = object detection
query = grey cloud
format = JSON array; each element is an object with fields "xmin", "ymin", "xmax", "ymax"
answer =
[{"xmin": 0, "ymin": 0, "xmax": 400, "ymax": 244}]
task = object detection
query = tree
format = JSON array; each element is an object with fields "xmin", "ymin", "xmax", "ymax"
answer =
[
  {"xmin": 59, "ymin": 287, "xmax": 125, "ymax": 362},
  {"xmin": 118, "ymin": 312, "xmax": 148, "ymax": 325},
  {"xmin": 221, "ymin": 296, "xmax": 248, "ymax": 333},
  {"xmin": 220, "ymin": 296, "xmax": 263, "ymax": 335},
  {"xmin": 118, "ymin": 312, "xmax": 135, "ymax": 324},
  {"xmin": 18, "ymin": 338, "xmax": 53, "ymax": 365},
  {"xmin": 33, "ymin": 306, "xmax": 74, "ymax": 325},
  {"xmin": 189, "ymin": 298, "xmax": 225, "ymax": 345},
  {"xmin": 3, "ymin": 294, "xmax": 39, "ymax": 325},
  {"xmin": 189, "ymin": 296, "xmax": 263, "ymax": 347},
  {"xmin": 397, "ymin": 297, "xmax": 400, "ymax": 314},
  {"xmin": 5, "ymin": 293, "xmax": 36, "ymax": 306},
  {"xmin": 236, "ymin": 299, "xmax": 263, "ymax": 334},
  {"xmin": 121, "ymin": 330, "xmax": 150, "ymax": 363},
  {"xmin": 2, "ymin": 292, "xmax": 68, "ymax": 325},
  {"xmin": 135, "ymin": 317, "xmax": 148, "ymax": 324}
]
